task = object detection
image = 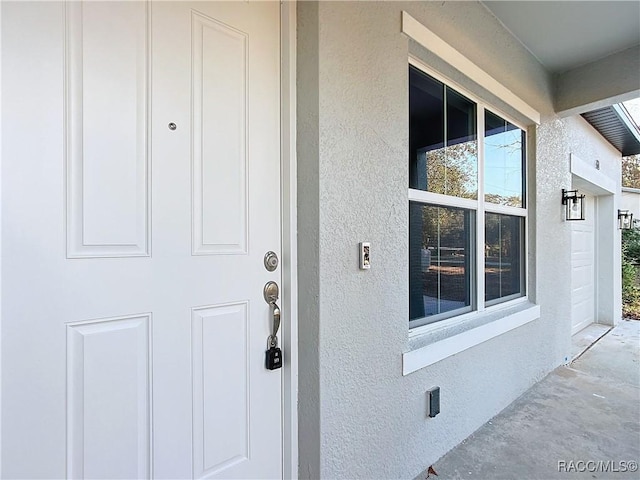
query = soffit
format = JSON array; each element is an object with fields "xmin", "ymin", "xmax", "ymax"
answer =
[
  {"xmin": 482, "ymin": 1, "xmax": 640, "ymax": 74},
  {"xmin": 581, "ymin": 105, "xmax": 640, "ymax": 156}
]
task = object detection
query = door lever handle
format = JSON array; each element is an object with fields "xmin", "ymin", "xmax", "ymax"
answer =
[
  {"xmin": 264, "ymin": 281, "xmax": 281, "ymax": 345},
  {"xmin": 270, "ymin": 301, "xmax": 281, "ymax": 339}
]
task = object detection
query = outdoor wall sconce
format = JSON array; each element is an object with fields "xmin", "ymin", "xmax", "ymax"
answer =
[
  {"xmin": 618, "ymin": 209, "xmax": 633, "ymax": 230},
  {"xmin": 562, "ymin": 189, "xmax": 585, "ymax": 221}
]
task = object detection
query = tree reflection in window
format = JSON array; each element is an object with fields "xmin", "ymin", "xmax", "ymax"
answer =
[
  {"xmin": 484, "ymin": 111, "xmax": 525, "ymax": 207},
  {"xmin": 422, "ymin": 141, "xmax": 478, "ymax": 198},
  {"xmin": 409, "ymin": 65, "xmax": 478, "ymax": 199},
  {"xmin": 485, "ymin": 213, "xmax": 524, "ymax": 302},
  {"xmin": 409, "ymin": 202, "xmax": 474, "ymax": 322}
]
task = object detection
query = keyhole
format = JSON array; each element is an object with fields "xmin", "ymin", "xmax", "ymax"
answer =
[{"xmin": 168, "ymin": 123, "xmax": 177, "ymax": 130}]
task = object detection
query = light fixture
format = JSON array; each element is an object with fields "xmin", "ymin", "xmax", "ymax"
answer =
[
  {"xmin": 562, "ymin": 189, "xmax": 585, "ymax": 221},
  {"xmin": 618, "ymin": 209, "xmax": 633, "ymax": 230}
]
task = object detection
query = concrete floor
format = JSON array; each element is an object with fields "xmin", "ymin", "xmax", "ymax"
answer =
[
  {"xmin": 427, "ymin": 320, "xmax": 640, "ymax": 480},
  {"xmin": 571, "ymin": 323, "xmax": 611, "ymax": 361}
]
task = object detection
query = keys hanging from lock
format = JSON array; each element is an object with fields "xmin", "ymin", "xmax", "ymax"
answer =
[
  {"xmin": 266, "ymin": 335, "xmax": 282, "ymax": 370},
  {"xmin": 263, "ymin": 281, "xmax": 282, "ymax": 370}
]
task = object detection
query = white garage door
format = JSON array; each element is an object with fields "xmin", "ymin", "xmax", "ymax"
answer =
[{"xmin": 571, "ymin": 195, "xmax": 596, "ymax": 335}]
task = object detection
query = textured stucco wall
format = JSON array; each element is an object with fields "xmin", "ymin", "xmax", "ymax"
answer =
[
  {"xmin": 297, "ymin": 2, "xmax": 623, "ymax": 478},
  {"xmin": 622, "ymin": 189, "xmax": 640, "ymax": 216},
  {"xmin": 565, "ymin": 116, "xmax": 621, "ymax": 184},
  {"xmin": 566, "ymin": 116, "xmax": 622, "ymax": 325},
  {"xmin": 533, "ymin": 115, "xmax": 623, "ymax": 361}
]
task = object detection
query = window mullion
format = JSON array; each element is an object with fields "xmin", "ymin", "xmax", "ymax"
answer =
[
  {"xmin": 477, "ymin": 106, "xmax": 486, "ymax": 312},
  {"xmin": 443, "ymin": 87, "xmax": 448, "ymax": 196},
  {"xmin": 498, "ymin": 216, "xmax": 503, "ymax": 298},
  {"xmin": 437, "ymin": 209, "xmax": 441, "ymax": 315}
]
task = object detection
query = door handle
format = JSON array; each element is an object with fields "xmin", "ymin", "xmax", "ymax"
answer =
[
  {"xmin": 263, "ymin": 281, "xmax": 280, "ymax": 342},
  {"xmin": 270, "ymin": 302, "xmax": 281, "ymax": 341}
]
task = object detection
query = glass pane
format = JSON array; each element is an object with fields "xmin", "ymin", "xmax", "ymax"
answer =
[
  {"xmin": 409, "ymin": 66, "xmax": 477, "ymax": 199},
  {"xmin": 444, "ymin": 88, "xmax": 477, "ymax": 199},
  {"xmin": 484, "ymin": 111, "xmax": 525, "ymax": 207},
  {"xmin": 485, "ymin": 213, "xmax": 524, "ymax": 303},
  {"xmin": 409, "ymin": 66, "xmax": 443, "ymax": 190},
  {"xmin": 409, "ymin": 202, "xmax": 474, "ymax": 322}
]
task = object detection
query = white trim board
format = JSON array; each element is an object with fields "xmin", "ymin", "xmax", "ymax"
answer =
[
  {"xmin": 0, "ymin": 3, "xmax": 3, "ymax": 471},
  {"xmin": 570, "ymin": 153, "xmax": 616, "ymax": 194},
  {"xmin": 401, "ymin": 11, "xmax": 541, "ymax": 125},
  {"xmin": 403, "ymin": 304, "xmax": 540, "ymax": 375}
]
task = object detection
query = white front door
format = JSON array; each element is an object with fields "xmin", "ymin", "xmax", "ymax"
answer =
[
  {"xmin": 1, "ymin": 1, "xmax": 283, "ymax": 478},
  {"xmin": 571, "ymin": 195, "xmax": 596, "ymax": 335}
]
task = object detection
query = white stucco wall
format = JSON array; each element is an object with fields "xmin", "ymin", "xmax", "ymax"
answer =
[
  {"xmin": 566, "ymin": 117, "xmax": 622, "ymax": 326},
  {"xmin": 622, "ymin": 188, "xmax": 640, "ymax": 216},
  {"xmin": 297, "ymin": 2, "xmax": 623, "ymax": 478}
]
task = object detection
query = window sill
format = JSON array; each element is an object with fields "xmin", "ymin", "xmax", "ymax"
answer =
[{"xmin": 402, "ymin": 301, "xmax": 540, "ymax": 375}]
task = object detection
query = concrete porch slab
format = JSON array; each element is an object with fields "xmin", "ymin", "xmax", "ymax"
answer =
[
  {"xmin": 425, "ymin": 320, "xmax": 640, "ymax": 479},
  {"xmin": 571, "ymin": 323, "xmax": 611, "ymax": 361}
]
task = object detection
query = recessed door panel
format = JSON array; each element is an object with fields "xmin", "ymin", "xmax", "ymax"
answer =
[
  {"xmin": 192, "ymin": 303, "xmax": 250, "ymax": 478},
  {"xmin": 66, "ymin": 1, "xmax": 150, "ymax": 257},
  {"xmin": 192, "ymin": 11, "xmax": 248, "ymax": 255},
  {"xmin": 67, "ymin": 315, "xmax": 151, "ymax": 479}
]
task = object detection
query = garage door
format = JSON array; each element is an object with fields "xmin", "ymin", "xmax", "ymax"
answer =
[{"xmin": 571, "ymin": 195, "xmax": 596, "ymax": 335}]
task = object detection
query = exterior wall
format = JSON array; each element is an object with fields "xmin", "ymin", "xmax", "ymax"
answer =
[
  {"xmin": 297, "ymin": 2, "xmax": 623, "ymax": 478},
  {"xmin": 622, "ymin": 188, "xmax": 640, "ymax": 216},
  {"xmin": 566, "ymin": 117, "xmax": 622, "ymax": 326}
]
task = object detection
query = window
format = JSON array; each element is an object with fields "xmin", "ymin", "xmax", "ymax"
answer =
[
  {"xmin": 484, "ymin": 110, "xmax": 525, "ymax": 207},
  {"xmin": 409, "ymin": 203, "xmax": 475, "ymax": 323},
  {"xmin": 409, "ymin": 62, "xmax": 527, "ymax": 328},
  {"xmin": 409, "ymin": 68, "xmax": 477, "ymax": 198},
  {"xmin": 485, "ymin": 213, "xmax": 524, "ymax": 304}
]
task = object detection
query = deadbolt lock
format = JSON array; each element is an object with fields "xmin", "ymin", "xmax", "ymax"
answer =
[{"xmin": 264, "ymin": 251, "xmax": 279, "ymax": 272}]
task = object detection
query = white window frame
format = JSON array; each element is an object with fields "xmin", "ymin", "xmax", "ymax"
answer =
[{"xmin": 409, "ymin": 56, "xmax": 529, "ymax": 333}]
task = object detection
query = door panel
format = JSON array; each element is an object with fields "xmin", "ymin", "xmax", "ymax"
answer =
[
  {"xmin": 152, "ymin": 2, "xmax": 282, "ymax": 477},
  {"xmin": 67, "ymin": 315, "xmax": 151, "ymax": 479},
  {"xmin": 191, "ymin": 303, "xmax": 250, "ymax": 477},
  {"xmin": 66, "ymin": 0, "xmax": 150, "ymax": 257},
  {"xmin": 192, "ymin": 10, "xmax": 248, "ymax": 255},
  {"xmin": 1, "ymin": 2, "xmax": 282, "ymax": 478}
]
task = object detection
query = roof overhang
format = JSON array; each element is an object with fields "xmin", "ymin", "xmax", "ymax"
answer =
[{"xmin": 581, "ymin": 104, "xmax": 640, "ymax": 156}]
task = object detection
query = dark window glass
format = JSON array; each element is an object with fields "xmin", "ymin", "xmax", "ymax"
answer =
[
  {"xmin": 409, "ymin": 202, "xmax": 475, "ymax": 323},
  {"xmin": 485, "ymin": 213, "xmax": 524, "ymax": 303},
  {"xmin": 484, "ymin": 111, "xmax": 525, "ymax": 207},
  {"xmin": 409, "ymin": 66, "xmax": 444, "ymax": 190},
  {"xmin": 409, "ymin": 66, "xmax": 477, "ymax": 198}
]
